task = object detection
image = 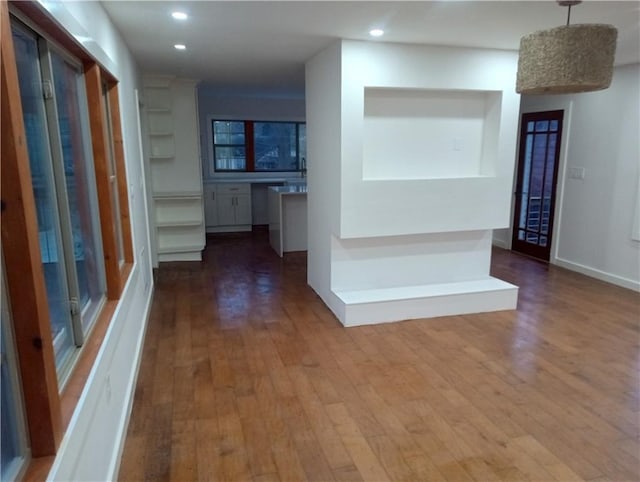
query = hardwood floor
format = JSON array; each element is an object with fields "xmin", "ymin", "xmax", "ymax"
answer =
[{"xmin": 119, "ymin": 231, "xmax": 640, "ymax": 482}]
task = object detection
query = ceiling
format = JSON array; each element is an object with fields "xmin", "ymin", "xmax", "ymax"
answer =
[{"xmin": 101, "ymin": 1, "xmax": 640, "ymax": 96}]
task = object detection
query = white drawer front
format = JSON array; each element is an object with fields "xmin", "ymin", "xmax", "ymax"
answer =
[{"xmin": 216, "ymin": 183, "xmax": 250, "ymax": 195}]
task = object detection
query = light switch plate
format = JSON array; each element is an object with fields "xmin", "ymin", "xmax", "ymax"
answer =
[{"xmin": 568, "ymin": 167, "xmax": 585, "ymax": 180}]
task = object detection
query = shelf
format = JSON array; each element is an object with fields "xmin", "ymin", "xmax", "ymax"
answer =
[
  {"xmin": 150, "ymin": 155, "xmax": 174, "ymax": 161},
  {"xmin": 149, "ymin": 131, "xmax": 173, "ymax": 137},
  {"xmin": 157, "ymin": 244, "xmax": 205, "ymax": 254},
  {"xmin": 156, "ymin": 219, "xmax": 203, "ymax": 228},
  {"xmin": 153, "ymin": 191, "xmax": 202, "ymax": 200},
  {"xmin": 144, "ymin": 87, "xmax": 172, "ymax": 110}
]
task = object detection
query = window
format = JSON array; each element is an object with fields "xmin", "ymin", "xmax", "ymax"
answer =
[
  {"xmin": 213, "ymin": 120, "xmax": 246, "ymax": 171},
  {"xmin": 12, "ymin": 20, "xmax": 106, "ymax": 379},
  {"xmin": 1, "ymin": 263, "xmax": 30, "ymax": 482},
  {"xmin": 210, "ymin": 119, "xmax": 306, "ymax": 174},
  {"xmin": 2, "ymin": 2, "xmax": 135, "ymax": 465}
]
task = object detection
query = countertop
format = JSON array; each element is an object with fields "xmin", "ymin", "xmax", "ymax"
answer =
[
  {"xmin": 269, "ymin": 185, "xmax": 308, "ymax": 194},
  {"xmin": 204, "ymin": 177, "xmax": 305, "ymax": 185}
]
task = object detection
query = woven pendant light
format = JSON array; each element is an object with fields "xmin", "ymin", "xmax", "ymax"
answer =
[{"xmin": 516, "ymin": 1, "xmax": 617, "ymax": 95}]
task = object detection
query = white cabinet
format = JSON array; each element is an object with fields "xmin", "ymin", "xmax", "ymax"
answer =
[
  {"xmin": 205, "ymin": 183, "xmax": 252, "ymax": 232},
  {"xmin": 234, "ymin": 192, "xmax": 252, "ymax": 225},
  {"xmin": 203, "ymin": 184, "xmax": 218, "ymax": 227}
]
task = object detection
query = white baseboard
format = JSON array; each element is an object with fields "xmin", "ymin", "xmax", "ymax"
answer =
[
  {"xmin": 492, "ymin": 237, "xmax": 509, "ymax": 249},
  {"xmin": 553, "ymin": 257, "xmax": 640, "ymax": 292}
]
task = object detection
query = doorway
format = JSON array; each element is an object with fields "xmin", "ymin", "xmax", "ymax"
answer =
[{"xmin": 512, "ymin": 110, "xmax": 564, "ymax": 261}]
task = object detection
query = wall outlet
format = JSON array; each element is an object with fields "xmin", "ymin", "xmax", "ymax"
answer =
[{"xmin": 568, "ymin": 167, "xmax": 586, "ymax": 180}]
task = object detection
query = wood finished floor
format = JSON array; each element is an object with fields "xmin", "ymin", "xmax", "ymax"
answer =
[{"xmin": 119, "ymin": 231, "xmax": 640, "ymax": 482}]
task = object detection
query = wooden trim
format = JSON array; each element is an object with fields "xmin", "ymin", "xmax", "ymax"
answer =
[
  {"xmin": 106, "ymin": 82, "xmax": 134, "ymax": 264},
  {"xmin": 0, "ymin": 1, "xmax": 62, "ymax": 456},
  {"xmin": 511, "ymin": 110, "xmax": 564, "ymax": 262},
  {"xmin": 245, "ymin": 121, "xmax": 255, "ymax": 172},
  {"xmin": 84, "ymin": 62, "xmax": 120, "ymax": 299},
  {"xmin": 11, "ymin": 1, "xmax": 117, "ymax": 83}
]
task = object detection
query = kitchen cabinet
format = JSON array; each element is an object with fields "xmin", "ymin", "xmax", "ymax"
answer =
[
  {"xmin": 203, "ymin": 184, "xmax": 218, "ymax": 227},
  {"xmin": 205, "ymin": 183, "xmax": 252, "ymax": 232}
]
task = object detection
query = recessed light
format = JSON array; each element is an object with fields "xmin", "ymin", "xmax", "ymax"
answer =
[
  {"xmin": 174, "ymin": 44, "xmax": 186, "ymax": 50},
  {"xmin": 171, "ymin": 11, "xmax": 188, "ymax": 20},
  {"xmin": 369, "ymin": 28, "xmax": 384, "ymax": 37}
]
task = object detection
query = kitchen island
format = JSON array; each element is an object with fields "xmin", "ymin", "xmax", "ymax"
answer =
[{"xmin": 268, "ymin": 185, "xmax": 307, "ymax": 256}]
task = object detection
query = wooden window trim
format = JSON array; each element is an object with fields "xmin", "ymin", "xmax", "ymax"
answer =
[
  {"xmin": 84, "ymin": 62, "xmax": 121, "ymax": 299},
  {"xmin": 2, "ymin": 4, "xmax": 137, "ymax": 480},
  {"xmin": 0, "ymin": 0, "xmax": 63, "ymax": 456},
  {"xmin": 245, "ymin": 121, "xmax": 256, "ymax": 172},
  {"xmin": 105, "ymin": 81, "xmax": 134, "ymax": 268}
]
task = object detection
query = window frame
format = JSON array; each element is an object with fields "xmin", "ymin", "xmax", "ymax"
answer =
[
  {"xmin": 206, "ymin": 116, "xmax": 306, "ymax": 177},
  {"xmin": 212, "ymin": 120, "xmax": 249, "ymax": 172}
]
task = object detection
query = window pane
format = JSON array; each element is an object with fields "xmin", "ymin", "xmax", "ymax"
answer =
[
  {"xmin": 535, "ymin": 120, "xmax": 549, "ymax": 132},
  {"xmin": 1, "ymin": 272, "xmax": 29, "ymax": 482},
  {"xmin": 526, "ymin": 233, "xmax": 539, "ymax": 244},
  {"xmin": 12, "ymin": 23, "xmax": 75, "ymax": 371},
  {"xmin": 213, "ymin": 120, "xmax": 244, "ymax": 144},
  {"xmin": 215, "ymin": 146, "xmax": 246, "ymax": 170},
  {"xmin": 51, "ymin": 51, "xmax": 105, "ymax": 317},
  {"xmin": 299, "ymin": 124, "xmax": 306, "ymax": 169},
  {"xmin": 549, "ymin": 120, "xmax": 559, "ymax": 131},
  {"xmin": 254, "ymin": 122, "xmax": 298, "ymax": 171}
]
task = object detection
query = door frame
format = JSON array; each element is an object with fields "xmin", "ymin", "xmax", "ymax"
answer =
[{"xmin": 511, "ymin": 109, "xmax": 564, "ymax": 261}]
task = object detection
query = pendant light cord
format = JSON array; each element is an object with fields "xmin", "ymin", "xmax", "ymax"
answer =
[{"xmin": 566, "ymin": 4, "xmax": 572, "ymax": 25}]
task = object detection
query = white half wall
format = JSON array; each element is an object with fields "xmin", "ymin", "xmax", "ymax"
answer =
[
  {"xmin": 331, "ymin": 230, "xmax": 493, "ymax": 292},
  {"xmin": 306, "ymin": 40, "xmax": 520, "ymax": 326},
  {"xmin": 520, "ymin": 64, "xmax": 640, "ymax": 291},
  {"xmin": 31, "ymin": 2, "xmax": 155, "ymax": 480}
]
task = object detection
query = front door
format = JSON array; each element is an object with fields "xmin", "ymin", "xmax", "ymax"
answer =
[{"xmin": 512, "ymin": 110, "xmax": 564, "ymax": 261}]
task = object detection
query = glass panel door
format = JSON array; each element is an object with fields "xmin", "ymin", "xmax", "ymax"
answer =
[
  {"xmin": 512, "ymin": 110, "xmax": 564, "ymax": 261},
  {"xmin": 49, "ymin": 50, "xmax": 106, "ymax": 331},
  {"xmin": 11, "ymin": 23, "xmax": 75, "ymax": 371}
]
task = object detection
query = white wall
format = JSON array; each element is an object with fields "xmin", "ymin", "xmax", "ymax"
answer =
[
  {"xmin": 32, "ymin": 1, "xmax": 155, "ymax": 480},
  {"xmin": 520, "ymin": 64, "xmax": 640, "ymax": 291},
  {"xmin": 338, "ymin": 41, "xmax": 519, "ymax": 239},
  {"xmin": 306, "ymin": 41, "xmax": 343, "ymax": 311},
  {"xmin": 197, "ymin": 86, "xmax": 305, "ymax": 179},
  {"xmin": 363, "ymin": 88, "xmax": 491, "ymax": 180}
]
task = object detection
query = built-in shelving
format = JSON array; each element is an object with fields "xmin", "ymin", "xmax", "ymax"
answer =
[{"xmin": 144, "ymin": 76, "xmax": 204, "ymax": 263}]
